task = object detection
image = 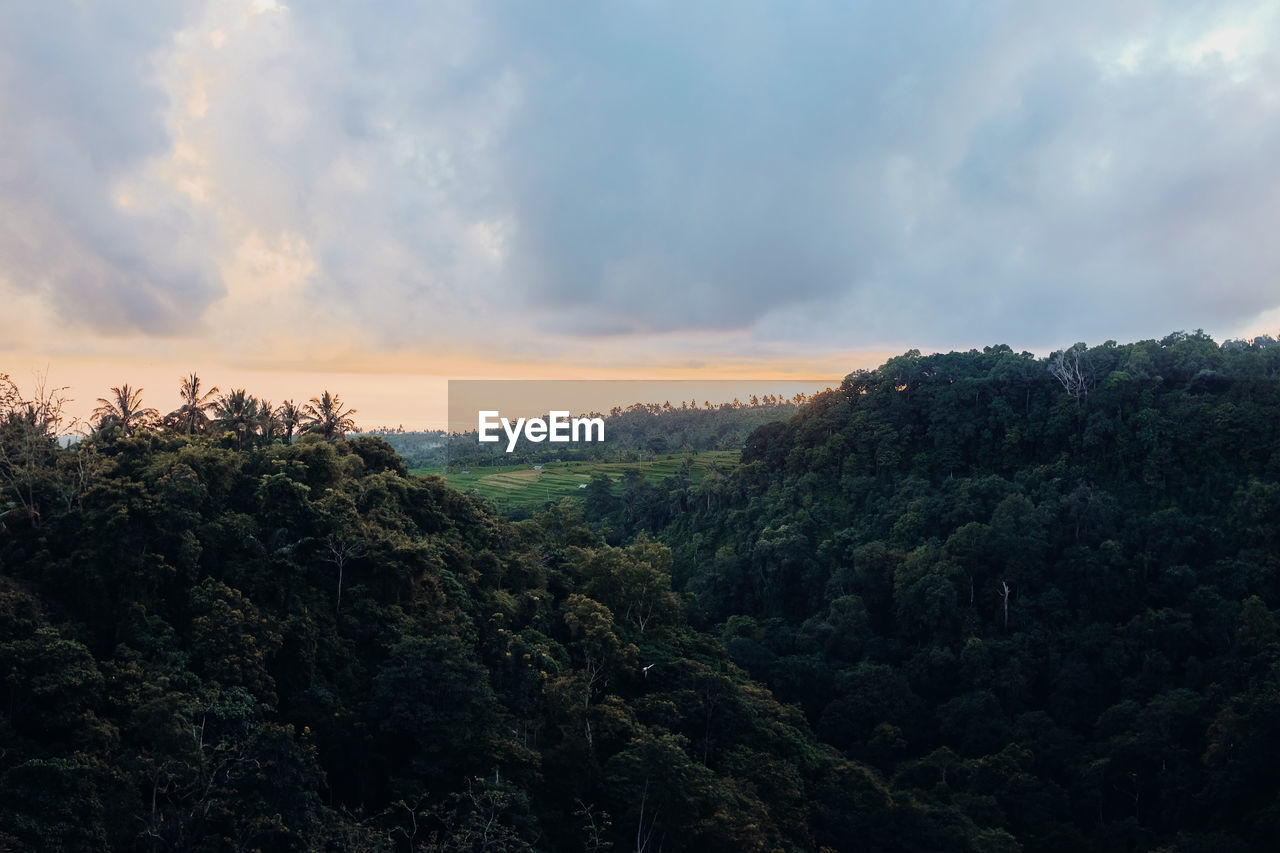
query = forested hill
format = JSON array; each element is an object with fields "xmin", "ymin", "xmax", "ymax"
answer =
[
  {"xmin": 0, "ymin": 424, "xmax": 1005, "ymax": 850},
  {"xmin": 639, "ymin": 331, "xmax": 1280, "ymax": 852},
  {"xmin": 6, "ymin": 331, "xmax": 1280, "ymax": 851}
]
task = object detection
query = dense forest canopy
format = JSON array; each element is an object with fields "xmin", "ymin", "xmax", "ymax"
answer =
[
  {"xmin": 616, "ymin": 331, "xmax": 1280, "ymax": 852},
  {"xmin": 0, "ymin": 374, "xmax": 975, "ymax": 851},
  {"xmin": 4, "ymin": 330, "xmax": 1280, "ymax": 851}
]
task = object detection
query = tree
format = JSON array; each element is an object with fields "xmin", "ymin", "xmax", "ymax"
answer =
[
  {"xmin": 1, "ymin": 371, "xmax": 76, "ymax": 525},
  {"xmin": 604, "ymin": 730, "xmax": 714, "ymax": 852},
  {"xmin": 91, "ymin": 384, "xmax": 158, "ymax": 436},
  {"xmin": 302, "ymin": 391, "xmax": 357, "ymax": 440},
  {"xmin": 327, "ymin": 532, "xmax": 365, "ymax": 616},
  {"xmin": 277, "ymin": 400, "xmax": 303, "ymax": 441},
  {"xmin": 372, "ymin": 636, "xmax": 502, "ymax": 776},
  {"xmin": 580, "ymin": 534, "xmax": 679, "ymax": 635},
  {"xmin": 999, "ymin": 580, "xmax": 1012, "ymax": 629},
  {"xmin": 256, "ymin": 399, "xmax": 283, "ymax": 442},
  {"xmin": 0, "ymin": 372, "xmax": 19, "ymax": 412},
  {"xmin": 1049, "ymin": 343, "xmax": 1092, "ymax": 402},
  {"xmin": 167, "ymin": 373, "xmax": 220, "ymax": 435},
  {"xmin": 214, "ymin": 389, "xmax": 261, "ymax": 447},
  {"xmin": 563, "ymin": 593, "xmax": 636, "ymax": 748}
]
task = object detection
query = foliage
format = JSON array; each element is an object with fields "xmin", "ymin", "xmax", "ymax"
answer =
[
  {"xmin": 637, "ymin": 332, "xmax": 1280, "ymax": 851},
  {"xmin": 9, "ymin": 333, "xmax": 1280, "ymax": 850},
  {"xmin": 1, "ymin": 393, "xmax": 934, "ymax": 851}
]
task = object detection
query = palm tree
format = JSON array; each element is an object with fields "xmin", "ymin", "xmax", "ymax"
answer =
[
  {"xmin": 303, "ymin": 391, "xmax": 357, "ymax": 440},
  {"xmin": 277, "ymin": 400, "xmax": 303, "ymax": 441},
  {"xmin": 256, "ymin": 398, "xmax": 283, "ymax": 442},
  {"xmin": 214, "ymin": 389, "xmax": 260, "ymax": 447},
  {"xmin": 167, "ymin": 373, "xmax": 220, "ymax": 434},
  {"xmin": 92, "ymin": 385, "xmax": 158, "ymax": 436}
]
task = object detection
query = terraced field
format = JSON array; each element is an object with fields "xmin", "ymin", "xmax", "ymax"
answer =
[{"xmin": 411, "ymin": 450, "xmax": 739, "ymax": 512}]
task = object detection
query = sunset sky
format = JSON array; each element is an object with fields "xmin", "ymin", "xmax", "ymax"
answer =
[{"xmin": 4, "ymin": 1, "xmax": 1280, "ymax": 429}]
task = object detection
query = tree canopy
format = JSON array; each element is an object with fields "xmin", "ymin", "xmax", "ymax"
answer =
[{"xmin": 6, "ymin": 334, "xmax": 1280, "ymax": 850}]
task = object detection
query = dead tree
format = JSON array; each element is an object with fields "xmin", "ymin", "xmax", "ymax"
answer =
[
  {"xmin": 999, "ymin": 581, "xmax": 1012, "ymax": 629},
  {"xmin": 635, "ymin": 778, "xmax": 661, "ymax": 853},
  {"xmin": 327, "ymin": 534, "xmax": 365, "ymax": 615},
  {"xmin": 1049, "ymin": 343, "xmax": 1092, "ymax": 402}
]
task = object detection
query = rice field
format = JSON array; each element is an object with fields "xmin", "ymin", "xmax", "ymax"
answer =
[{"xmin": 411, "ymin": 450, "xmax": 739, "ymax": 512}]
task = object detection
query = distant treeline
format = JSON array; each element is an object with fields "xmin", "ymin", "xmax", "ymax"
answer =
[
  {"xmin": 364, "ymin": 396, "xmax": 809, "ymax": 470},
  {"xmin": 1, "ymin": 372, "xmax": 360, "ymax": 449},
  {"xmin": 356, "ymin": 428, "xmax": 449, "ymax": 469}
]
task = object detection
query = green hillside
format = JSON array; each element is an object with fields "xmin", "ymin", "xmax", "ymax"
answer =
[
  {"xmin": 9, "ymin": 333, "xmax": 1280, "ymax": 851},
  {"xmin": 0, "ymin": 408, "xmax": 939, "ymax": 851},
  {"xmin": 412, "ymin": 450, "xmax": 739, "ymax": 513}
]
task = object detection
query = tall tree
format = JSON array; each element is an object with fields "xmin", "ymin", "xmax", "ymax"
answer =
[
  {"xmin": 277, "ymin": 400, "xmax": 303, "ymax": 441},
  {"xmin": 302, "ymin": 391, "xmax": 357, "ymax": 440},
  {"xmin": 214, "ymin": 389, "xmax": 260, "ymax": 447},
  {"xmin": 1049, "ymin": 343, "xmax": 1092, "ymax": 402},
  {"xmin": 167, "ymin": 373, "xmax": 220, "ymax": 435},
  {"xmin": 0, "ymin": 371, "xmax": 75, "ymax": 525},
  {"xmin": 91, "ymin": 385, "xmax": 158, "ymax": 436},
  {"xmin": 256, "ymin": 399, "xmax": 283, "ymax": 442}
]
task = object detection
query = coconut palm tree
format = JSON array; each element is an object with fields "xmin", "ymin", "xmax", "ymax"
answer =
[
  {"xmin": 303, "ymin": 391, "xmax": 357, "ymax": 440},
  {"xmin": 167, "ymin": 373, "xmax": 220, "ymax": 435},
  {"xmin": 277, "ymin": 400, "xmax": 303, "ymax": 442},
  {"xmin": 214, "ymin": 389, "xmax": 260, "ymax": 447},
  {"xmin": 92, "ymin": 385, "xmax": 159, "ymax": 436},
  {"xmin": 256, "ymin": 399, "xmax": 283, "ymax": 442}
]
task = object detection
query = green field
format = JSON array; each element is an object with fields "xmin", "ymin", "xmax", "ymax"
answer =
[{"xmin": 410, "ymin": 450, "xmax": 739, "ymax": 512}]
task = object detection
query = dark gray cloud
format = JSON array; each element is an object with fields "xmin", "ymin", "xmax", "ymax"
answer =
[
  {"xmin": 4, "ymin": 0, "xmax": 1279, "ymax": 353},
  {"xmin": 486, "ymin": 0, "xmax": 1280, "ymax": 346}
]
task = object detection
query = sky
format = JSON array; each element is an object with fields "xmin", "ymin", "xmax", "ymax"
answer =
[{"xmin": 3, "ymin": 0, "xmax": 1280, "ymax": 429}]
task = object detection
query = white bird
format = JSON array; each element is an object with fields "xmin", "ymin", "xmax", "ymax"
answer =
[{"xmin": 642, "ymin": 663, "xmax": 656, "ymax": 677}]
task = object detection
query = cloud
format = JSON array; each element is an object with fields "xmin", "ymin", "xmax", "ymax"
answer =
[
  {"xmin": 0, "ymin": 1, "xmax": 221, "ymax": 334},
  {"xmin": 490, "ymin": 0, "xmax": 1280, "ymax": 346},
  {"xmin": 4, "ymin": 0, "xmax": 1280, "ymax": 364}
]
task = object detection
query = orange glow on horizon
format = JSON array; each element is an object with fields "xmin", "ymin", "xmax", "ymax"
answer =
[{"xmin": 1, "ymin": 348, "xmax": 894, "ymax": 432}]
